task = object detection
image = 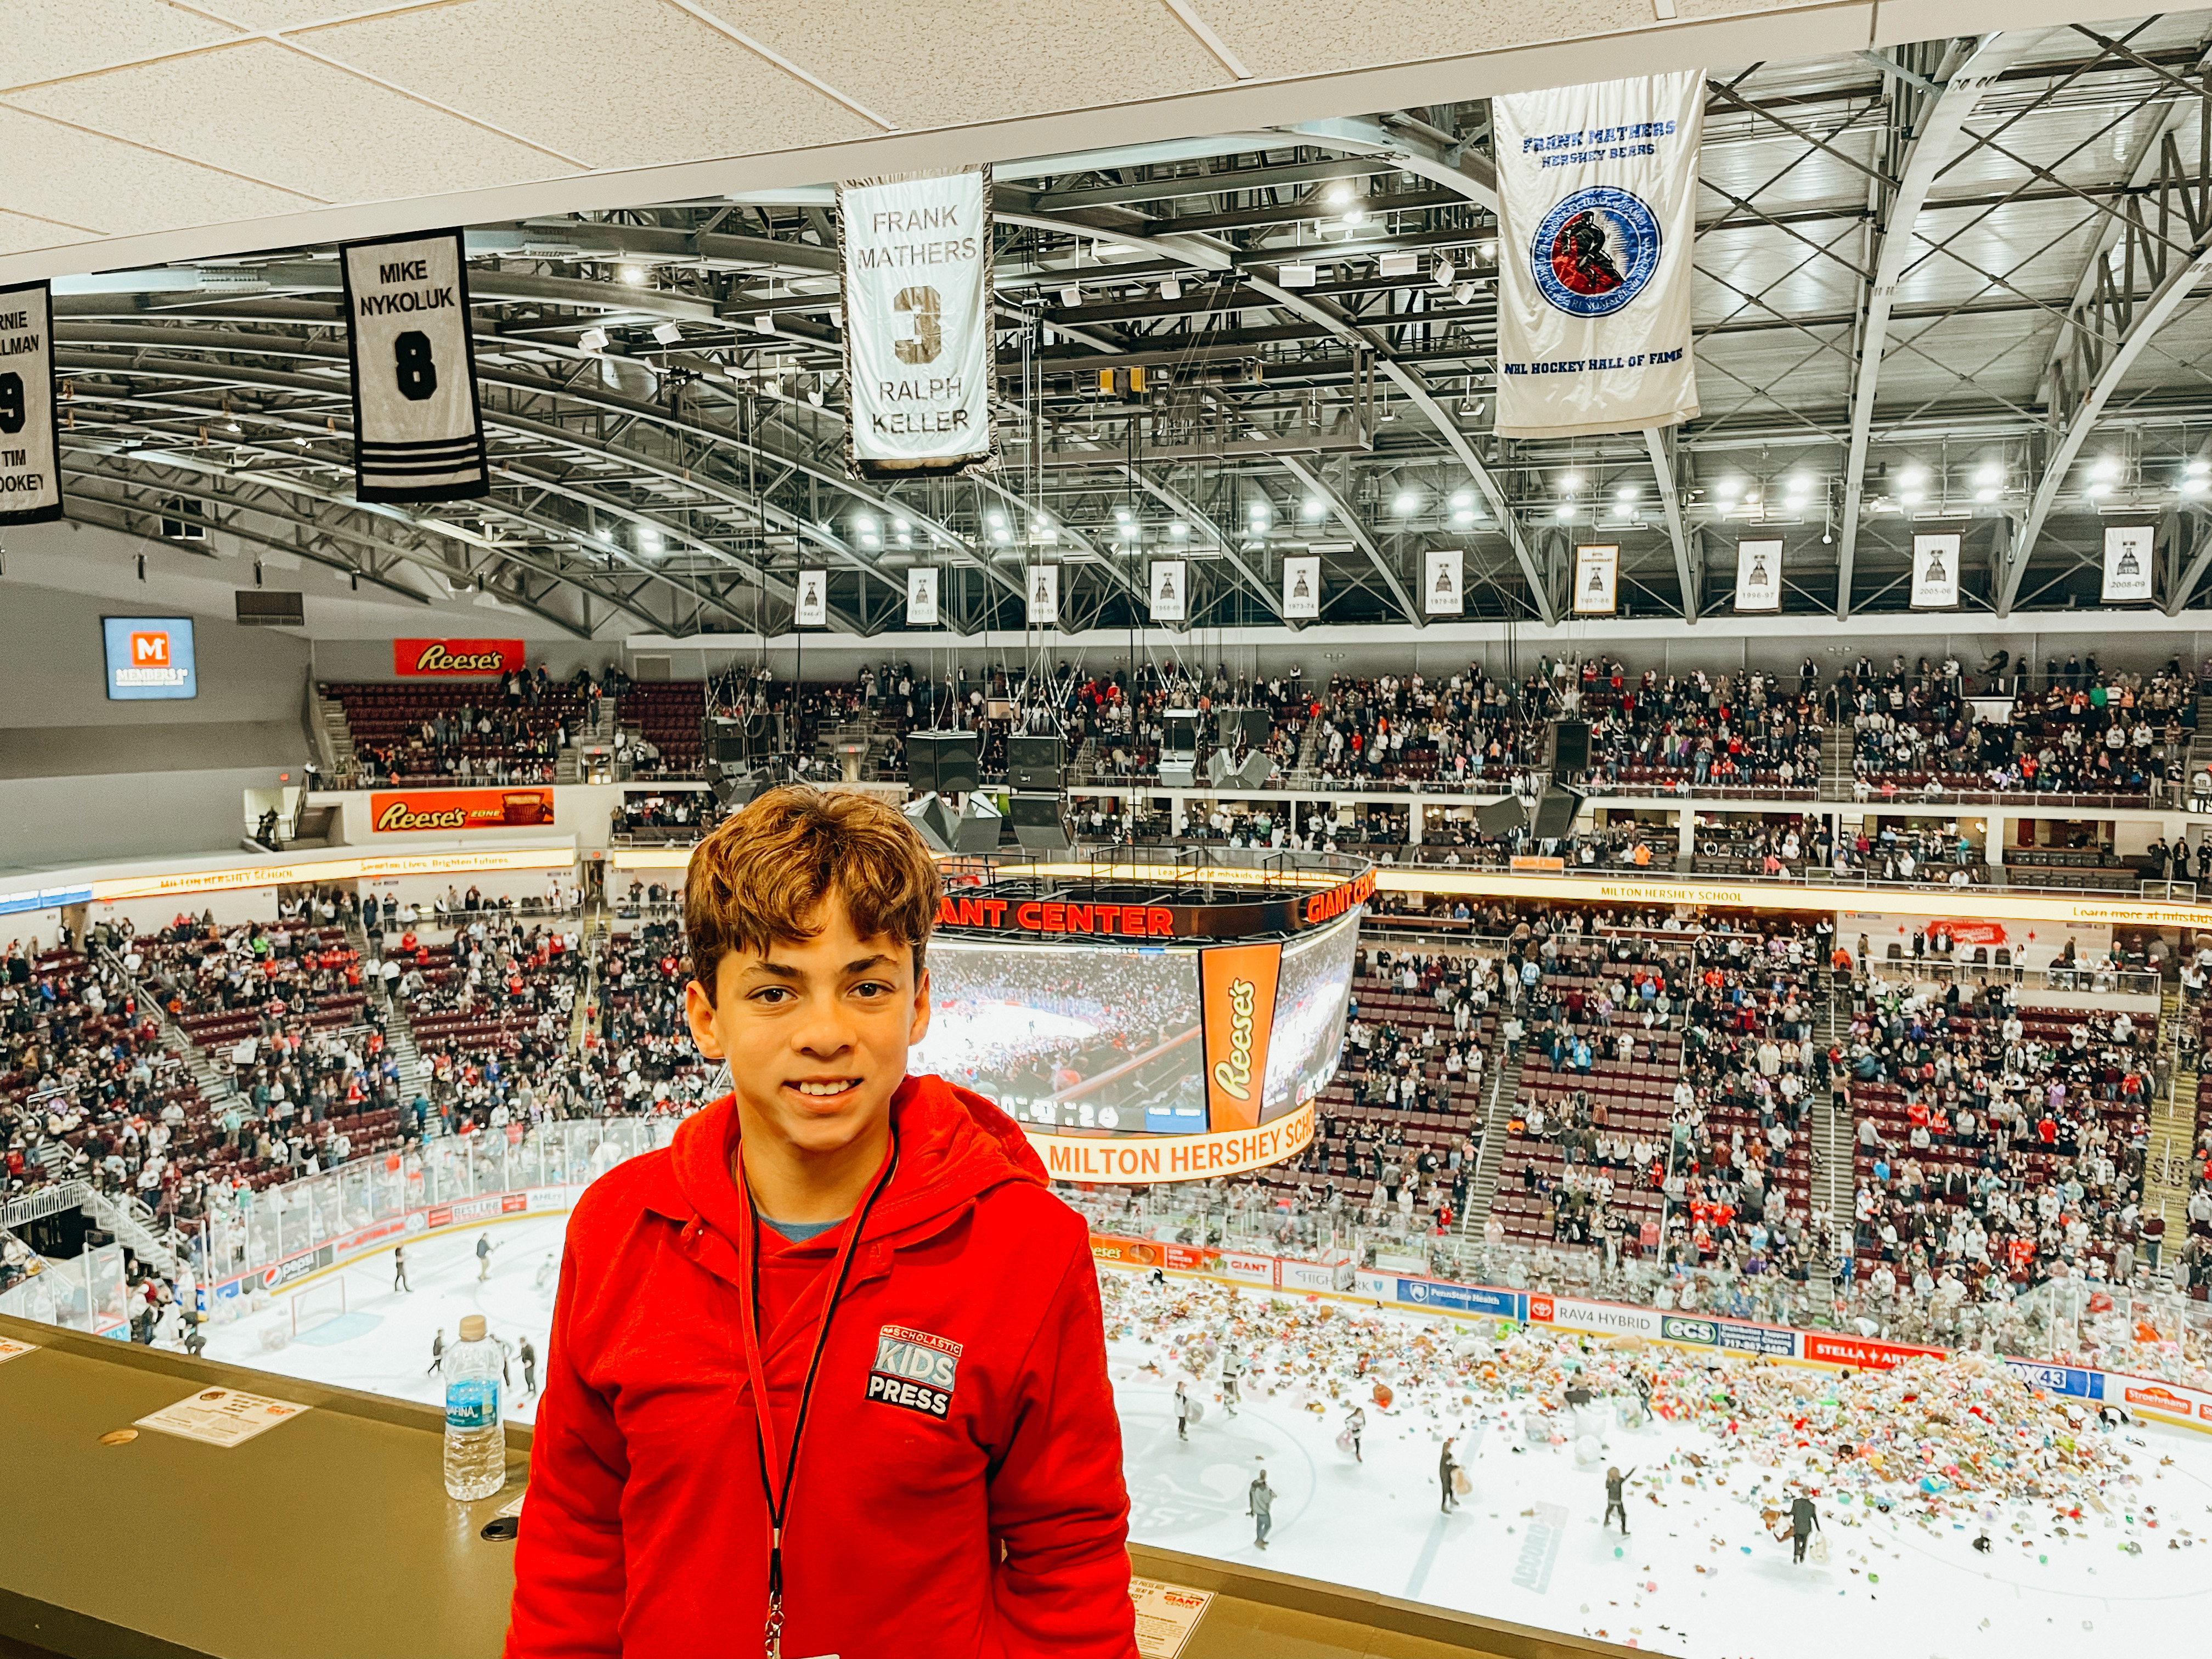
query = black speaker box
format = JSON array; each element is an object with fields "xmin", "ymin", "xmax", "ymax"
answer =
[
  {"xmin": 1546, "ymin": 720, "xmax": 1592, "ymax": 776},
  {"xmin": 1009, "ymin": 792, "xmax": 1070, "ymax": 850},
  {"xmin": 1530, "ymin": 784, "xmax": 1585, "ymax": 840},
  {"xmin": 1006, "ymin": 734, "xmax": 1064, "ymax": 790},
  {"xmin": 1475, "ymin": 796, "xmax": 1530, "ymax": 836}
]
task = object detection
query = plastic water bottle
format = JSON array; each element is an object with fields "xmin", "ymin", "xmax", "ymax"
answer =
[{"xmin": 442, "ymin": 1313, "xmax": 505, "ymax": 1500}]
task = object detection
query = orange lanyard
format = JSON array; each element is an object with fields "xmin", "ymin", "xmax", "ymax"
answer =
[{"xmin": 732, "ymin": 1133, "xmax": 898, "ymax": 1659}]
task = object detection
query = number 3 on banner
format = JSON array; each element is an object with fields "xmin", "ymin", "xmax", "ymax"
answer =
[
  {"xmin": 394, "ymin": 331, "xmax": 439, "ymax": 402},
  {"xmin": 892, "ymin": 287, "xmax": 941, "ymax": 365},
  {"xmin": 0, "ymin": 371, "xmax": 23, "ymax": 435}
]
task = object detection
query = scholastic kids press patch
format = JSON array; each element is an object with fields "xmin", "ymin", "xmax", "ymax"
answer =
[{"xmin": 866, "ymin": 1324, "xmax": 963, "ymax": 1419}]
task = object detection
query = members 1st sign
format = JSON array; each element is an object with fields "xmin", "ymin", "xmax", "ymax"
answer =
[
  {"xmin": 839, "ymin": 167, "xmax": 997, "ymax": 481},
  {"xmin": 0, "ymin": 280, "xmax": 61, "ymax": 526},
  {"xmin": 340, "ymin": 230, "xmax": 490, "ymax": 504}
]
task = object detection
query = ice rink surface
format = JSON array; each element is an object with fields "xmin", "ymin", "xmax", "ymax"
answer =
[{"xmin": 207, "ymin": 1221, "xmax": 2212, "ymax": 1659}]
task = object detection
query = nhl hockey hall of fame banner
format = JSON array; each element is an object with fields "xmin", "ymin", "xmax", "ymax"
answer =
[
  {"xmin": 795, "ymin": 569, "xmax": 829, "ymax": 628},
  {"xmin": 2103, "ymin": 523, "xmax": 2154, "ymax": 603},
  {"xmin": 1149, "ymin": 559, "xmax": 1188, "ymax": 623},
  {"xmin": 0, "ymin": 280, "xmax": 61, "ymax": 526},
  {"xmin": 340, "ymin": 230, "xmax": 489, "ymax": 503},
  {"xmin": 1734, "ymin": 537, "xmax": 1782, "ymax": 612},
  {"xmin": 906, "ymin": 566, "xmax": 939, "ymax": 625},
  {"xmin": 1494, "ymin": 71, "xmax": 1703, "ymax": 439},
  {"xmin": 1283, "ymin": 555, "xmax": 1322, "ymax": 620},
  {"xmin": 839, "ymin": 167, "xmax": 996, "ymax": 481},
  {"xmin": 1424, "ymin": 548, "xmax": 1464, "ymax": 615},
  {"xmin": 1911, "ymin": 532, "xmax": 1960, "ymax": 609}
]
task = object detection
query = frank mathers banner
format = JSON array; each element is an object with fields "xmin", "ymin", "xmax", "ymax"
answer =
[
  {"xmin": 393, "ymin": 637, "xmax": 524, "ymax": 678},
  {"xmin": 341, "ymin": 229, "xmax": 490, "ymax": 503},
  {"xmin": 1493, "ymin": 71, "xmax": 1703, "ymax": 438},
  {"xmin": 838, "ymin": 167, "xmax": 996, "ymax": 481},
  {"xmin": 371, "ymin": 788, "xmax": 552, "ymax": 833}
]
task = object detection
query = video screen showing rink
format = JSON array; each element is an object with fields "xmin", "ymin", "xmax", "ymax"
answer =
[{"xmin": 911, "ymin": 909, "xmax": 1357, "ymax": 1136}]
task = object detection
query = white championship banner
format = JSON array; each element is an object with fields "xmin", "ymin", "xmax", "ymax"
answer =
[
  {"xmin": 1911, "ymin": 532, "xmax": 1960, "ymax": 609},
  {"xmin": 1150, "ymin": 558, "xmax": 1188, "ymax": 622},
  {"xmin": 795, "ymin": 569, "xmax": 828, "ymax": 627},
  {"xmin": 906, "ymin": 566, "xmax": 939, "ymax": 625},
  {"xmin": 1493, "ymin": 71, "xmax": 1704, "ymax": 439},
  {"xmin": 1424, "ymin": 548, "xmax": 1464, "ymax": 614},
  {"xmin": 0, "ymin": 280, "xmax": 62, "ymax": 526},
  {"xmin": 1573, "ymin": 543, "xmax": 1620, "ymax": 614},
  {"xmin": 1734, "ymin": 537, "xmax": 1782, "ymax": 612},
  {"xmin": 1026, "ymin": 563, "xmax": 1059, "ymax": 625},
  {"xmin": 1283, "ymin": 555, "xmax": 1321, "ymax": 619},
  {"xmin": 839, "ymin": 167, "xmax": 996, "ymax": 480},
  {"xmin": 340, "ymin": 230, "xmax": 489, "ymax": 503},
  {"xmin": 2103, "ymin": 523, "xmax": 2154, "ymax": 603}
]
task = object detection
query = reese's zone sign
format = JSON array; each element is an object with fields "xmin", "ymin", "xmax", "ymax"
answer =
[{"xmin": 371, "ymin": 788, "xmax": 553, "ymax": 833}]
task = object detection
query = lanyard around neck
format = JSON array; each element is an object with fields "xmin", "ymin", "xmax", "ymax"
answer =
[{"xmin": 732, "ymin": 1131, "xmax": 899, "ymax": 1659}]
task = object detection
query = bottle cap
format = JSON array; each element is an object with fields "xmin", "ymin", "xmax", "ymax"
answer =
[{"xmin": 460, "ymin": 1314, "xmax": 487, "ymax": 1342}]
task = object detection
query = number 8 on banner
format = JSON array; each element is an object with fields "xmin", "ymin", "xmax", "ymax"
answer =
[{"xmin": 394, "ymin": 331, "xmax": 439, "ymax": 402}]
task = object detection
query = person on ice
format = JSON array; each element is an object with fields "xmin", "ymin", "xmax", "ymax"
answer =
[
  {"xmin": 1439, "ymin": 1436, "xmax": 1462, "ymax": 1512},
  {"xmin": 1175, "ymin": 1380, "xmax": 1192, "ymax": 1441},
  {"xmin": 1344, "ymin": 1403, "xmax": 1365, "ymax": 1463},
  {"xmin": 1604, "ymin": 1465, "xmax": 1637, "ymax": 1534},
  {"xmin": 1789, "ymin": 1491, "xmax": 1821, "ymax": 1562},
  {"xmin": 1220, "ymin": 1343, "xmax": 1243, "ymax": 1417},
  {"xmin": 507, "ymin": 786, "xmax": 1137, "ymax": 1658},
  {"xmin": 1248, "ymin": 1464, "xmax": 1273, "ymax": 1550}
]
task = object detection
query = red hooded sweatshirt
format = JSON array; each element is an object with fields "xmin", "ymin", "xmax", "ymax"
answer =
[{"xmin": 505, "ymin": 1074, "xmax": 1137, "ymax": 1659}]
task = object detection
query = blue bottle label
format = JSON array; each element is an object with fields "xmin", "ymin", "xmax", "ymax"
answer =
[{"xmin": 446, "ymin": 1378, "xmax": 498, "ymax": 1430}]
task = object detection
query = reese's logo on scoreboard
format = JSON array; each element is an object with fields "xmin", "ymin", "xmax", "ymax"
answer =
[{"xmin": 865, "ymin": 1323, "xmax": 963, "ymax": 1419}]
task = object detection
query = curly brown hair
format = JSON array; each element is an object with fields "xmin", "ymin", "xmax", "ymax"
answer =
[{"xmin": 684, "ymin": 784, "xmax": 940, "ymax": 1002}]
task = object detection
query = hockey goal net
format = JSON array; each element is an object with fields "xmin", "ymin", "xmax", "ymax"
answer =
[{"xmin": 290, "ymin": 1278, "xmax": 348, "ymax": 1340}]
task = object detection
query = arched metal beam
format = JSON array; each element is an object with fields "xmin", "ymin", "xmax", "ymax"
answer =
[
  {"xmin": 1645, "ymin": 426, "xmax": 1699, "ymax": 620},
  {"xmin": 1285, "ymin": 115, "xmax": 1499, "ymax": 214},
  {"xmin": 1833, "ymin": 35, "xmax": 2027, "ymax": 620},
  {"xmin": 2000, "ymin": 237, "xmax": 2212, "ymax": 614}
]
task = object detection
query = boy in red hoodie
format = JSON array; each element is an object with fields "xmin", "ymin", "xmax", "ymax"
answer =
[{"xmin": 507, "ymin": 786, "xmax": 1136, "ymax": 1658}]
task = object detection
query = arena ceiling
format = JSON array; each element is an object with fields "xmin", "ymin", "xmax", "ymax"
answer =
[{"xmin": 16, "ymin": 8, "xmax": 2212, "ymax": 639}]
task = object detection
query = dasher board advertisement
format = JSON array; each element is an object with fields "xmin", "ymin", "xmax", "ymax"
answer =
[
  {"xmin": 340, "ymin": 229, "xmax": 490, "ymax": 503},
  {"xmin": 0, "ymin": 279, "xmax": 61, "ymax": 525},
  {"xmin": 839, "ymin": 167, "xmax": 996, "ymax": 479},
  {"xmin": 371, "ymin": 788, "xmax": 553, "ymax": 833}
]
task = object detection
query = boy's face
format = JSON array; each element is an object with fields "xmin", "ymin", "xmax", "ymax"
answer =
[{"xmin": 684, "ymin": 896, "xmax": 930, "ymax": 1160}]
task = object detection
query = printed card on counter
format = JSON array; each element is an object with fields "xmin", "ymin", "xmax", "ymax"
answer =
[
  {"xmin": 1128, "ymin": 1578, "xmax": 1213, "ymax": 1658},
  {"xmin": 136, "ymin": 1386, "xmax": 310, "ymax": 1447},
  {"xmin": 0, "ymin": 1336, "xmax": 37, "ymax": 1364}
]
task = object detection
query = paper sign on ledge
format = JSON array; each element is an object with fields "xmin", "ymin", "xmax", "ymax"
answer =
[{"xmin": 136, "ymin": 1385, "xmax": 311, "ymax": 1447}]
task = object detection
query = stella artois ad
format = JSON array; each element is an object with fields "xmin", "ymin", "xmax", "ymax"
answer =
[
  {"xmin": 371, "ymin": 788, "xmax": 553, "ymax": 833},
  {"xmin": 392, "ymin": 637, "xmax": 526, "ymax": 677}
]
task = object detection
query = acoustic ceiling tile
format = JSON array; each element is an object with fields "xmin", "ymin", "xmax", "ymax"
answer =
[
  {"xmin": 1186, "ymin": 0, "xmax": 1667, "ymax": 82},
  {"xmin": 295, "ymin": 0, "xmax": 874, "ymax": 168},
  {"xmin": 0, "ymin": 210, "xmax": 99, "ymax": 256},
  {"xmin": 5, "ymin": 40, "xmax": 577, "ymax": 205},
  {"xmin": 0, "ymin": 105, "xmax": 317, "ymax": 233},
  {"xmin": 0, "ymin": 0, "xmax": 244, "ymax": 92},
  {"xmin": 685, "ymin": 0, "xmax": 1232, "ymax": 129}
]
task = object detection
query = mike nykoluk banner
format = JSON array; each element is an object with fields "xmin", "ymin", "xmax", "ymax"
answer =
[
  {"xmin": 1424, "ymin": 548, "xmax": 1465, "ymax": 615},
  {"xmin": 1734, "ymin": 537, "xmax": 1782, "ymax": 613},
  {"xmin": 1025, "ymin": 563, "xmax": 1059, "ymax": 626},
  {"xmin": 2103, "ymin": 523, "xmax": 2155, "ymax": 603},
  {"xmin": 1493, "ymin": 71, "xmax": 1703, "ymax": 439},
  {"xmin": 0, "ymin": 280, "xmax": 61, "ymax": 525},
  {"xmin": 1149, "ymin": 558, "xmax": 1188, "ymax": 623},
  {"xmin": 795, "ymin": 568, "xmax": 829, "ymax": 628},
  {"xmin": 1910, "ymin": 532, "xmax": 1960, "ymax": 609},
  {"xmin": 341, "ymin": 230, "xmax": 489, "ymax": 503},
  {"xmin": 1573, "ymin": 543, "xmax": 1620, "ymax": 614},
  {"xmin": 1283, "ymin": 554, "xmax": 1322, "ymax": 620},
  {"xmin": 906, "ymin": 565, "xmax": 939, "ymax": 625},
  {"xmin": 838, "ymin": 166, "xmax": 997, "ymax": 482}
]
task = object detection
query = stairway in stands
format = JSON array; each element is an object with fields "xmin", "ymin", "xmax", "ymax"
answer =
[
  {"xmin": 101, "ymin": 941, "xmax": 240, "ymax": 1113},
  {"xmin": 1461, "ymin": 1044, "xmax": 1523, "ymax": 1234},
  {"xmin": 343, "ymin": 913, "xmax": 433, "ymax": 1100},
  {"xmin": 2142, "ymin": 983, "xmax": 2199, "ymax": 1249},
  {"xmin": 312, "ymin": 685, "xmax": 357, "ymax": 779},
  {"xmin": 569, "ymin": 910, "xmax": 611, "ymax": 1056},
  {"xmin": 1818, "ymin": 720, "xmax": 1852, "ymax": 801},
  {"xmin": 1807, "ymin": 980, "xmax": 1854, "ymax": 1265}
]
